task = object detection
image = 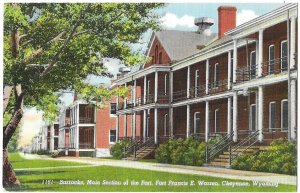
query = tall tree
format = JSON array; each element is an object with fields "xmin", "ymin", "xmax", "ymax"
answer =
[{"xmin": 3, "ymin": 3, "xmax": 163, "ymax": 188}]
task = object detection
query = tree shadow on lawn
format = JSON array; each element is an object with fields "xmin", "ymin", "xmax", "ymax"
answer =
[{"xmin": 16, "ymin": 169, "xmax": 79, "ymax": 176}]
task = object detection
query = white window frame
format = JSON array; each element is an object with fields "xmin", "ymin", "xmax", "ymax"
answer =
[
  {"xmin": 214, "ymin": 109, "xmax": 219, "ymax": 133},
  {"xmin": 268, "ymin": 44, "xmax": 275, "ymax": 75},
  {"xmin": 147, "ymin": 80, "xmax": 150, "ymax": 99},
  {"xmin": 214, "ymin": 63, "xmax": 219, "ymax": 88},
  {"xmin": 250, "ymin": 51, "xmax": 256, "ymax": 78},
  {"xmin": 281, "ymin": 99, "xmax": 288, "ymax": 131},
  {"xmin": 109, "ymin": 129, "xmax": 117, "ymax": 144},
  {"xmin": 281, "ymin": 40, "xmax": 287, "ymax": 72},
  {"xmin": 109, "ymin": 103, "xmax": 117, "ymax": 117},
  {"xmin": 164, "ymin": 74, "xmax": 168, "ymax": 95},
  {"xmin": 195, "ymin": 70, "xmax": 199, "ymax": 96},
  {"xmin": 163, "ymin": 114, "xmax": 168, "ymax": 136},
  {"xmin": 269, "ymin": 101, "xmax": 276, "ymax": 130},
  {"xmin": 194, "ymin": 112, "xmax": 200, "ymax": 134},
  {"xmin": 250, "ymin": 104, "xmax": 257, "ymax": 131}
]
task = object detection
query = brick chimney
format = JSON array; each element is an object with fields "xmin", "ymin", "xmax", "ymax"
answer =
[{"xmin": 218, "ymin": 6, "xmax": 237, "ymax": 38}]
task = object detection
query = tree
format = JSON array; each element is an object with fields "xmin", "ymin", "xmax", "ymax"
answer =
[{"xmin": 3, "ymin": 3, "xmax": 163, "ymax": 188}]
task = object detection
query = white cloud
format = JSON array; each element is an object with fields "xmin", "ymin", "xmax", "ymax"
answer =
[
  {"xmin": 160, "ymin": 13, "xmax": 195, "ymax": 29},
  {"xmin": 237, "ymin": 9, "xmax": 259, "ymax": 26}
]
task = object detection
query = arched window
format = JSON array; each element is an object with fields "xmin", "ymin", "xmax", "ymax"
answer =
[
  {"xmin": 214, "ymin": 63, "xmax": 219, "ymax": 88},
  {"xmin": 214, "ymin": 109, "xmax": 219, "ymax": 133},
  {"xmin": 194, "ymin": 112, "xmax": 200, "ymax": 134},
  {"xmin": 269, "ymin": 102, "xmax": 276, "ymax": 130},
  {"xmin": 195, "ymin": 70, "xmax": 199, "ymax": 96},
  {"xmin": 281, "ymin": 40, "xmax": 287, "ymax": 71},
  {"xmin": 281, "ymin": 99, "xmax": 288, "ymax": 130},
  {"xmin": 269, "ymin": 45, "xmax": 275, "ymax": 74},
  {"xmin": 250, "ymin": 104, "xmax": 257, "ymax": 131},
  {"xmin": 164, "ymin": 114, "xmax": 168, "ymax": 136}
]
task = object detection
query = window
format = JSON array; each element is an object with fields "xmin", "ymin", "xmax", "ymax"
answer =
[
  {"xmin": 163, "ymin": 114, "xmax": 168, "ymax": 136},
  {"xmin": 250, "ymin": 51, "xmax": 256, "ymax": 79},
  {"xmin": 155, "ymin": 45, "xmax": 158, "ymax": 63},
  {"xmin": 230, "ymin": 50, "xmax": 233, "ymax": 82},
  {"xmin": 159, "ymin": 52, "xmax": 162, "ymax": 64},
  {"xmin": 214, "ymin": 63, "xmax": 219, "ymax": 88},
  {"xmin": 281, "ymin": 40, "xmax": 287, "ymax": 71},
  {"xmin": 194, "ymin": 112, "xmax": 200, "ymax": 134},
  {"xmin": 110, "ymin": 103, "xmax": 117, "ymax": 115},
  {"xmin": 250, "ymin": 104, "xmax": 257, "ymax": 131},
  {"xmin": 269, "ymin": 102, "xmax": 276, "ymax": 129},
  {"xmin": 214, "ymin": 109, "xmax": 219, "ymax": 133},
  {"xmin": 164, "ymin": 74, "xmax": 168, "ymax": 95},
  {"xmin": 195, "ymin": 70, "xmax": 199, "ymax": 96},
  {"xmin": 281, "ymin": 99, "xmax": 288, "ymax": 130},
  {"xmin": 147, "ymin": 80, "xmax": 150, "ymax": 101},
  {"xmin": 109, "ymin": 129, "xmax": 116, "ymax": 144},
  {"xmin": 269, "ymin": 45, "xmax": 275, "ymax": 74}
]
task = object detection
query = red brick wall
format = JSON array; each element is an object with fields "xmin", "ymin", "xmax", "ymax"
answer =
[
  {"xmin": 209, "ymin": 53, "xmax": 228, "ymax": 83},
  {"xmin": 173, "ymin": 106, "xmax": 187, "ymax": 136},
  {"xmin": 173, "ymin": 68, "xmax": 187, "ymax": 93},
  {"xmin": 237, "ymin": 93, "xmax": 256, "ymax": 132},
  {"xmin": 209, "ymin": 98, "xmax": 228, "ymax": 133},
  {"xmin": 263, "ymin": 81, "xmax": 288, "ymax": 129},
  {"xmin": 190, "ymin": 61, "xmax": 206, "ymax": 90},
  {"xmin": 190, "ymin": 102, "xmax": 206, "ymax": 134},
  {"xmin": 144, "ymin": 37, "xmax": 170, "ymax": 68}
]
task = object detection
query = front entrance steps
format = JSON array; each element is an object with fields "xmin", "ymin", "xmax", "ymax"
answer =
[
  {"xmin": 206, "ymin": 146, "xmax": 269, "ymax": 168},
  {"xmin": 125, "ymin": 146, "xmax": 156, "ymax": 161}
]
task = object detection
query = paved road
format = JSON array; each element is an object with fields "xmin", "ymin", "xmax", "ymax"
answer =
[{"xmin": 18, "ymin": 153, "xmax": 296, "ymax": 186}]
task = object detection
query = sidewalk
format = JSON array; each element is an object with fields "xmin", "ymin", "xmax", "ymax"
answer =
[{"xmin": 54, "ymin": 156, "xmax": 296, "ymax": 186}]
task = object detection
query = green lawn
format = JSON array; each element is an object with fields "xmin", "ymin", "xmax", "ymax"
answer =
[
  {"xmin": 7, "ymin": 153, "xmax": 296, "ymax": 192},
  {"xmin": 9, "ymin": 153, "xmax": 87, "ymax": 169}
]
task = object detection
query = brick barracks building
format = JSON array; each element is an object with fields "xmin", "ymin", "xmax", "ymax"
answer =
[{"xmin": 57, "ymin": 4, "xmax": 298, "ymax": 166}]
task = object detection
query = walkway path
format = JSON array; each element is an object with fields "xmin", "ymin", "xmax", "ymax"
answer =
[{"xmin": 54, "ymin": 156, "xmax": 296, "ymax": 186}]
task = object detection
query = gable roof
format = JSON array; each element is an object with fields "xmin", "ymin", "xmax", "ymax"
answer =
[{"xmin": 145, "ymin": 30, "xmax": 217, "ymax": 63}]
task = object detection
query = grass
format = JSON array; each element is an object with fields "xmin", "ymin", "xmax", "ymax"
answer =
[
  {"xmin": 7, "ymin": 153, "xmax": 296, "ymax": 192},
  {"xmin": 9, "ymin": 153, "xmax": 87, "ymax": 169}
]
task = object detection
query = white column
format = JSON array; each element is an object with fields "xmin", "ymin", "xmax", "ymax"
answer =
[
  {"xmin": 233, "ymin": 91, "xmax": 238, "ymax": 142},
  {"xmin": 258, "ymin": 29, "xmax": 264, "ymax": 77},
  {"xmin": 133, "ymin": 112, "xmax": 136, "ymax": 139},
  {"xmin": 290, "ymin": 16, "xmax": 296, "ymax": 69},
  {"xmin": 154, "ymin": 71, "xmax": 158, "ymax": 103},
  {"xmin": 169, "ymin": 107, "xmax": 173, "ymax": 137},
  {"xmin": 76, "ymin": 126, "xmax": 79, "ymax": 150},
  {"xmin": 227, "ymin": 51, "xmax": 232, "ymax": 89},
  {"xmin": 116, "ymin": 115, "xmax": 119, "ymax": 142},
  {"xmin": 227, "ymin": 97, "xmax": 232, "ymax": 135},
  {"xmin": 143, "ymin": 76, "xmax": 147, "ymax": 104},
  {"xmin": 291, "ymin": 79, "xmax": 296, "ymax": 140},
  {"xmin": 205, "ymin": 101, "xmax": 209, "ymax": 142},
  {"xmin": 258, "ymin": 86, "xmax": 264, "ymax": 142},
  {"xmin": 124, "ymin": 83, "xmax": 127, "ymax": 109},
  {"xmin": 154, "ymin": 108, "xmax": 158, "ymax": 144},
  {"xmin": 124, "ymin": 114, "xmax": 127, "ymax": 137},
  {"xmin": 205, "ymin": 59, "xmax": 209, "ymax": 94},
  {"xmin": 187, "ymin": 66, "xmax": 190, "ymax": 98},
  {"xmin": 186, "ymin": 105, "xmax": 190, "ymax": 138},
  {"xmin": 170, "ymin": 71, "xmax": 173, "ymax": 102},
  {"xmin": 133, "ymin": 80, "xmax": 137, "ymax": 106},
  {"xmin": 143, "ymin": 110, "xmax": 147, "ymax": 142},
  {"xmin": 233, "ymin": 39, "xmax": 237, "ymax": 83}
]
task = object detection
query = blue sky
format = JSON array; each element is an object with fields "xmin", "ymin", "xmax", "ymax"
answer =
[
  {"xmin": 20, "ymin": 2, "xmax": 287, "ymax": 147},
  {"xmin": 157, "ymin": 3, "xmax": 284, "ymax": 32}
]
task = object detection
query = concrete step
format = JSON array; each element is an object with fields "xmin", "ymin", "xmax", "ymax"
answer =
[
  {"xmin": 209, "ymin": 161, "xmax": 230, "ymax": 167},
  {"xmin": 214, "ymin": 158, "xmax": 229, "ymax": 162}
]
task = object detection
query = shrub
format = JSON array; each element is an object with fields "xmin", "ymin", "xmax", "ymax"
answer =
[
  {"xmin": 51, "ymin": 150, "xmax": 61, "ymax": 158},
  {"xmin": 232, "ymin": 140, "xmax": 296, "ymax": 175},
  {"xmin": 155, "ymin": 137, "xmax": 206, "ymax": 166},
  {"xmin": 36, "ymin": 149, "xmax": 49, "ymax": 155},
  {"xmin": 110, "ymin": 140, "xmax": 134, "ymax": 159}
]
